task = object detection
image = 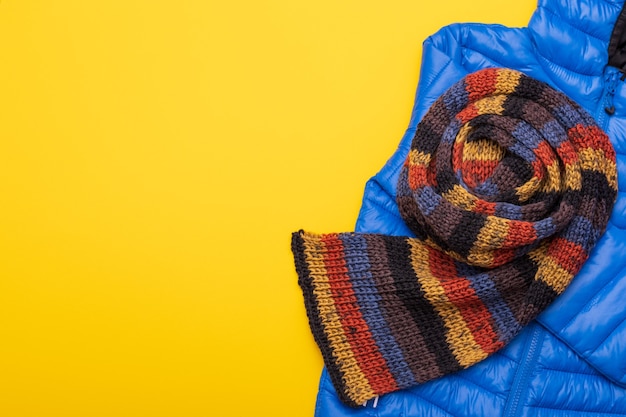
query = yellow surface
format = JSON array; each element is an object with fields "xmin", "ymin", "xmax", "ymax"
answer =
[{"xmin": 0, "ymin": 1, "xmax": 534, "ymax": 416}]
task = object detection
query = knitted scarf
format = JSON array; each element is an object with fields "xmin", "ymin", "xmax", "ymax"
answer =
[{"xmin": 291, "ymin": 68, "xmax": 618, "ymax": 407}]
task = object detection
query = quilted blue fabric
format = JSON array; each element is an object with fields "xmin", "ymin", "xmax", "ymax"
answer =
[{"xmin": 314, "ymin": 0, "xmax": 626, "ymax": 415}]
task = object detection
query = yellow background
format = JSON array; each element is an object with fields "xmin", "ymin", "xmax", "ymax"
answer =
[{"xmin": 0, "ymin": 1, "xmax": 534, "ymax": 416}]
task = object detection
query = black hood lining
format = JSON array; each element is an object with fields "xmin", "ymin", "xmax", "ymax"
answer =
[{"xmin": 608, "ymin": 1, "xmax": 626, "ymax": 71}]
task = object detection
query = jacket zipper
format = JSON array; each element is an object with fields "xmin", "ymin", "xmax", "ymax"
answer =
[
  {"xmin": 596, "ymin": 66, "xmax": 621, "ymax": 130},
  {"xmin": 502, "ymin": 324, "xmax": 543, "ymax": 417}
]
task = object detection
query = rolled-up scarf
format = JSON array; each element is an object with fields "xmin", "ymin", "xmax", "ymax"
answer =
[{"xmin": 291, "ymin": 68, "xmax": 618, "ymax": 407}]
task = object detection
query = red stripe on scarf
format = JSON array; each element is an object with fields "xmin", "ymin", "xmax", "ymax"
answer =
[
  {"xmin": 465, "ymin": 68, "xmax": 499, "ymax": 102},
  {"xmin": 320, "ymin": 234, "xmax": 399, "ymax": 394},
  {"xmin": 427, "ymin": 247, "xmax": 504, "ymax": 354},
  {"xmin": 569, "ymin": 124, "xmax": 615, "ymax": 157},
  {"xmin": 547, "ymin": 238, "xmax": 588, "ymax": 274}
]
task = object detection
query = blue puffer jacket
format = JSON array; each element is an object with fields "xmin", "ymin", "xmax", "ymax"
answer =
[{"xmin": 314, "ymin": 0, "xmax": 626, "ymax": 415}]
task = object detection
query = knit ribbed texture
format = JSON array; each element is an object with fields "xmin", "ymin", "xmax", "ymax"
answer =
[{"xmin": 291, "ymin": 68, "xmax": 617, "ymax": 407}]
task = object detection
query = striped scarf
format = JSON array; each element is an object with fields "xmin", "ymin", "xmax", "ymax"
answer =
[{"xmin": 291, "ymin": 68, "xmax": 617, "ymax": 407}]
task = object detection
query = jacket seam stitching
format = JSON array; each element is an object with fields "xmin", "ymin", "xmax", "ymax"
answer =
[
  {"xmin": 559, "ymin": 260, "xmax": 626, "ymax": 336},
  {"xmin": 535, "ymin": 50, "xmax": 600, "ymax": 78},
  {"xmin": 450, "ymin": 374, "xmax": 506, "ymax": 400},
  {"xmin": 492, "ymin": 350, "xmax": 517, "ymax": 364},
  {"xmin": 540, "ymin": 367, "xmax": 599, "ymax": 377},
  {"xmin": 599, "ymin": 0, "xmax": 623, "ymax": 7},
  {"xmin": 408, "ymin": 392, "xmax": 457, "ymax": 417},
  {"xmin": 527, "ymin": 405, "xmax": 619, "ymax": 415},
  {"xmin": 539, "ymin": 5, "xmax": 607, "ymax": 42},
  {"xmin": 456, "ymin": 23, "xmax": 529, "ymax": 69},
  {"xmin": 589, "ymin": 316, "xmax": 626, "ymax": 359},
  {"xmin": 459, "ymin": 46, "xmax": 513, "ymax": 72}
]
